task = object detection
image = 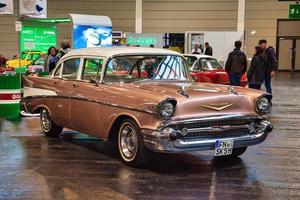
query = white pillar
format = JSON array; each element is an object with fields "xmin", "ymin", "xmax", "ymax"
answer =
[
  {"xmin": 237, "ymin": 0, "xmax": 245, "ymax": 32},
  {"xmin": 135, "ymin": 0, "xmax": 142, "ymax": 33}
]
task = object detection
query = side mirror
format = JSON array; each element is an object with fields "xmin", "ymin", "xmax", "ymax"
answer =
[{"xmin": 90, "ymin": 77, "xmax": 99, "ymax": 86}]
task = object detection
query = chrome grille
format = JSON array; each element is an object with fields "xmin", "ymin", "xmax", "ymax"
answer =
[
  {"xmin": 184, "ymin": 128, "xmax": 250, "ymax": 139},
  {"xmin": 169, "ymin": 116, "xmax": 260, "ymax": 139},
  {"xmin": 176, "ymin": 118, "xmax": 256, "ymax": 130}
]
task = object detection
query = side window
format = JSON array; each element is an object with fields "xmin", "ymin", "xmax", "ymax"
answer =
[
  {"xmin": 199, "ymin": 59, "xmax": 210, "ymax": 71},
  {"xmin": 194, "ymin": 61, "xmax": 201, "ymax": 71},
  {"xmin": 62, "ymin": 58, "xmax": 81, "ymax": 80},
  {"xmin": 53, "ymin": 64, "xmax": 62, "ymax": 77},
  {"xmin": 185, "ymin": 56, "xmax": 197, "ymax": 68},
  {"xmin": 81, "ymin": 58, "xmax": 103, "ymax": 81}
]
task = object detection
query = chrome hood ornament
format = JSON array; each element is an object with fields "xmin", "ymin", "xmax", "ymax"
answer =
[
  {"xmin": 178, "ymin": 85, "xmax": 189, "ymax": 98},
  {"xmin": 229, "ymin": 86, "xmax": 239, "ymax": 95},
  {"xmin": 201, "ymin": 103, "xmax": 234, "ymax": 111}
]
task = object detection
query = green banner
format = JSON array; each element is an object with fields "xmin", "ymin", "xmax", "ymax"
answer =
[
  {"xmin": 20, "ymin": 26, "xmax": 57, "ymax": 52},
  {"xmin": 289, "ymin": 4, "xmax": 300, "ymax": 19}
]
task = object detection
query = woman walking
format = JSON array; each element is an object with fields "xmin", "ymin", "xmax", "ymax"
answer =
[
  {"xmin": 247, "ymin": 46, "xmax": 266, "ymax": 90},
  {"xmin": 44, "ymin": 47, "xmax": 59, "ymax": 73}
]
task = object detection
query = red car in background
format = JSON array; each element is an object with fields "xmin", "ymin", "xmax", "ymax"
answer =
[{"xmin": 184, "ymin": 54, "xmax": 248, "ymax": 87}]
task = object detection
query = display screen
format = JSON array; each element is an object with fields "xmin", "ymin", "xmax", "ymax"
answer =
[
  {"xmin": 20, "ymin": 26, "xmax": 56, "ymax": 52},
  {"xmin": 73, "ymin": 25, "xmax": 112, "ymax": 49}
]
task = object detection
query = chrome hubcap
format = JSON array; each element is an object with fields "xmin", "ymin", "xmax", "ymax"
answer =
[
  {"xmin": 119, "ymin": 123, "xmax": 137, "ymax": 160},
  {"xmin": 41, "ymin": 109, "xmax": 51, "ymax": 131}
]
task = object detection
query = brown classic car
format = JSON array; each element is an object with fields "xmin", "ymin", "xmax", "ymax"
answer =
[{"xmin": 22, "ymin": 47, "xmax": 273, "ymax": 167}]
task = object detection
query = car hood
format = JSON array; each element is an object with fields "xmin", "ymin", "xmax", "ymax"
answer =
[{"xmin": 132, "ymin": 81, "xmax": 264, "ymax": 119}]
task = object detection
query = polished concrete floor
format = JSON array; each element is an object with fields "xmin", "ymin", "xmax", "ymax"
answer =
[{"xmin": 0, "ymin": 72, "xmax": 300, "ymax": 200}]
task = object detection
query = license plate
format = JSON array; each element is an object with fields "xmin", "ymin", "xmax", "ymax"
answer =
[{"xmin": 215, "ymin": 139, "xmax": 234, "ymax": 156}]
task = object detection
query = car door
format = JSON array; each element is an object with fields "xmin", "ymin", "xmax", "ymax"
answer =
[
  {"xmin": 50, "ymin": 57, "xmax": 81, "ymax": 129},
  {"xmin": 69, "ymin": 57, "xmax": 104, "ymax": 136},
  {"xmin": 198, "ymin": 58, "xmax": 216, "ymax": 83},
  {"xmin": 200, "ymin": 57, "xmax": 227, "ymax": 84}
]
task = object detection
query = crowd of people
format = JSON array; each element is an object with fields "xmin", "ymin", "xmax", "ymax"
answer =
[{"xmin": 225, "ymin": 39, "xmax": 277, "ymax": 98}]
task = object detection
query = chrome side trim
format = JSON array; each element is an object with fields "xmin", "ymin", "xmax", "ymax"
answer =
[{"xmin": 23, "ymin": 95, "xmax": 156, "ymax": 115}]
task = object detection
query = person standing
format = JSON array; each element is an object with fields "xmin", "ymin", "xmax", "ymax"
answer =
[
  {"xmin": 204, "ymin": 42, "xmax": 213, "ymax": 56},
  {"xmin": 191, "ymin": 44, "xmax": 202, "ymax": 54},
  {"xmin": 258, "ymin": 39, "xmax": 277, "ymax": 95},
  {"xmin": 247, "ymin": 46, "xmax": 266, "ymax": 90},
  {"xmin": 58, "ymin": 40, "xmax": 72, "ymax": 59},
  {"xmin": 225, "ymin": 40, "xmax": 248, "ymax": 86},
  {"xmin": 44, "ymin": 47, "xmax": 59, "ymax": 73}
]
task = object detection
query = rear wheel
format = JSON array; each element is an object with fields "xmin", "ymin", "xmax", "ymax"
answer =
[
  {"xmin": 40, "ymin": 108, "xmax": 63, "ymax": 138},
  {"xmin": 117, "ymin": 118, "xmax": 151, "ymax": 167}
]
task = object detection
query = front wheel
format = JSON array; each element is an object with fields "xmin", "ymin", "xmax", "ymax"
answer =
[
  {"xmin": 117, "ymin": 118, "xmax": 151, "ymax": 167},
  {"xmin": 40, "ymin": 108, "xmax": 63, "ymax": 138}
]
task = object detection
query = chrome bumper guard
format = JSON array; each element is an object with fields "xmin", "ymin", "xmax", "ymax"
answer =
[{"xmin": 141, "ymin": 116, "xmax": 273, "ymax": 153}]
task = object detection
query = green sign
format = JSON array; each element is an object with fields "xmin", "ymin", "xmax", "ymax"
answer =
[
  {"xmin": 289, "ymin": 4, "xmax": 300, "ymax": 19},
  {"xmin": 127, "ymin": 37, "xmax": 157, "ymax": 46},
  {"xmin": 20, "ymin": 26, "xmax": 57, "ymax": 52}
]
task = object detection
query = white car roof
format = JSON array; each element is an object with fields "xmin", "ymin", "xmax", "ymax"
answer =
[
  {"xmin": 183, "ymin": 54, "xmax": 216, "ymax": 59},
  {"xmin": 65, "ymin": 47, "xmax": 182, "ymax": 58}
]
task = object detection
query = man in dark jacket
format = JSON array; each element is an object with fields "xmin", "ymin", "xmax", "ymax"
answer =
[
  {"xmin": 204, "ymin": 42, "xmax": 213, "ymax": 56},
  {"xmin": 225, "ymin": 40, "xmax": 248, "ymax": 86},
  {"xmin": 259, "ymin": 39, "xmax": 277, "ymax": 96},
  {"xmin": 247, "ymin": 46, "xmax": 266, "ymax": 90}
]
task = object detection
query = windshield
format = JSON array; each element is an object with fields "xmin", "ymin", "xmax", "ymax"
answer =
[
  {"xmin": 199, "ymin": 58, "xmax": 223, "ymax": 70},
  {"xmin": 105, "ymin": 55, "xmax": 189, "ymax": 83}
]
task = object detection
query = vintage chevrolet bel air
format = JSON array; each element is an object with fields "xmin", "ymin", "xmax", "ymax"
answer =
[{"xmin": 22, "ymin": 47, "xmax": 273, "ymax": 167}]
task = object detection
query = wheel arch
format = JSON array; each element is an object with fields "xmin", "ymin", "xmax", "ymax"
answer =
[
  {"xmin": 107, "ymin": 114, "xmax": 141, "ymax": 142},
  {"xmin": 32, "ymin": 104, "xmax": 52, "ymax": 115}
]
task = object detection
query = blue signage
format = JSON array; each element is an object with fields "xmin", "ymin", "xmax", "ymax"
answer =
[{"xmin": 73, "ymin": 25, "xmax": 112, "ymax": 49}]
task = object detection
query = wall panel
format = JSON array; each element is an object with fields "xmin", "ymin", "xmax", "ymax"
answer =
[
  {"xmin": 143, "ymin": 0, "xmax": 238, "ymax": 33},
  {"xmin": 245, "ymin": 0, "xmax": 290, "ymax": 54},
  {"xmin": 0, "ymin": 0, "xmax": 135, "ymax": 57}
]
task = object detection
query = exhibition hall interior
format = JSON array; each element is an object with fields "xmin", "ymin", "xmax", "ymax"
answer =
[{"xmin": 0, "ymin": 0, "xmax": 299, "ymax": 199}]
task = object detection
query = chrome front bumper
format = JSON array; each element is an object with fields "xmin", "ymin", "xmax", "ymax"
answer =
[{"xmin": 141, "ymin": 116, "xmax": 273, "ymax": 153}]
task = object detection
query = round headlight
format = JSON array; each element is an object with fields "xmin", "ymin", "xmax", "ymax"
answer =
[
  {"xmin": 158, "ymin": 101, "xmax": 176, "ymax": 118},
  {"xmin": 256, "ymin": 97, "xmax": 270, "ymax": 113}
]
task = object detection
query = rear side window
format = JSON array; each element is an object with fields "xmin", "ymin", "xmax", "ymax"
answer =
[
  {"xmin": 62, "ymin": 58, "xmax": 81, "ymax": 80},
  {"xmin": 81, "ymin": 58, "xmax": 103, "ymax": 81}
]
